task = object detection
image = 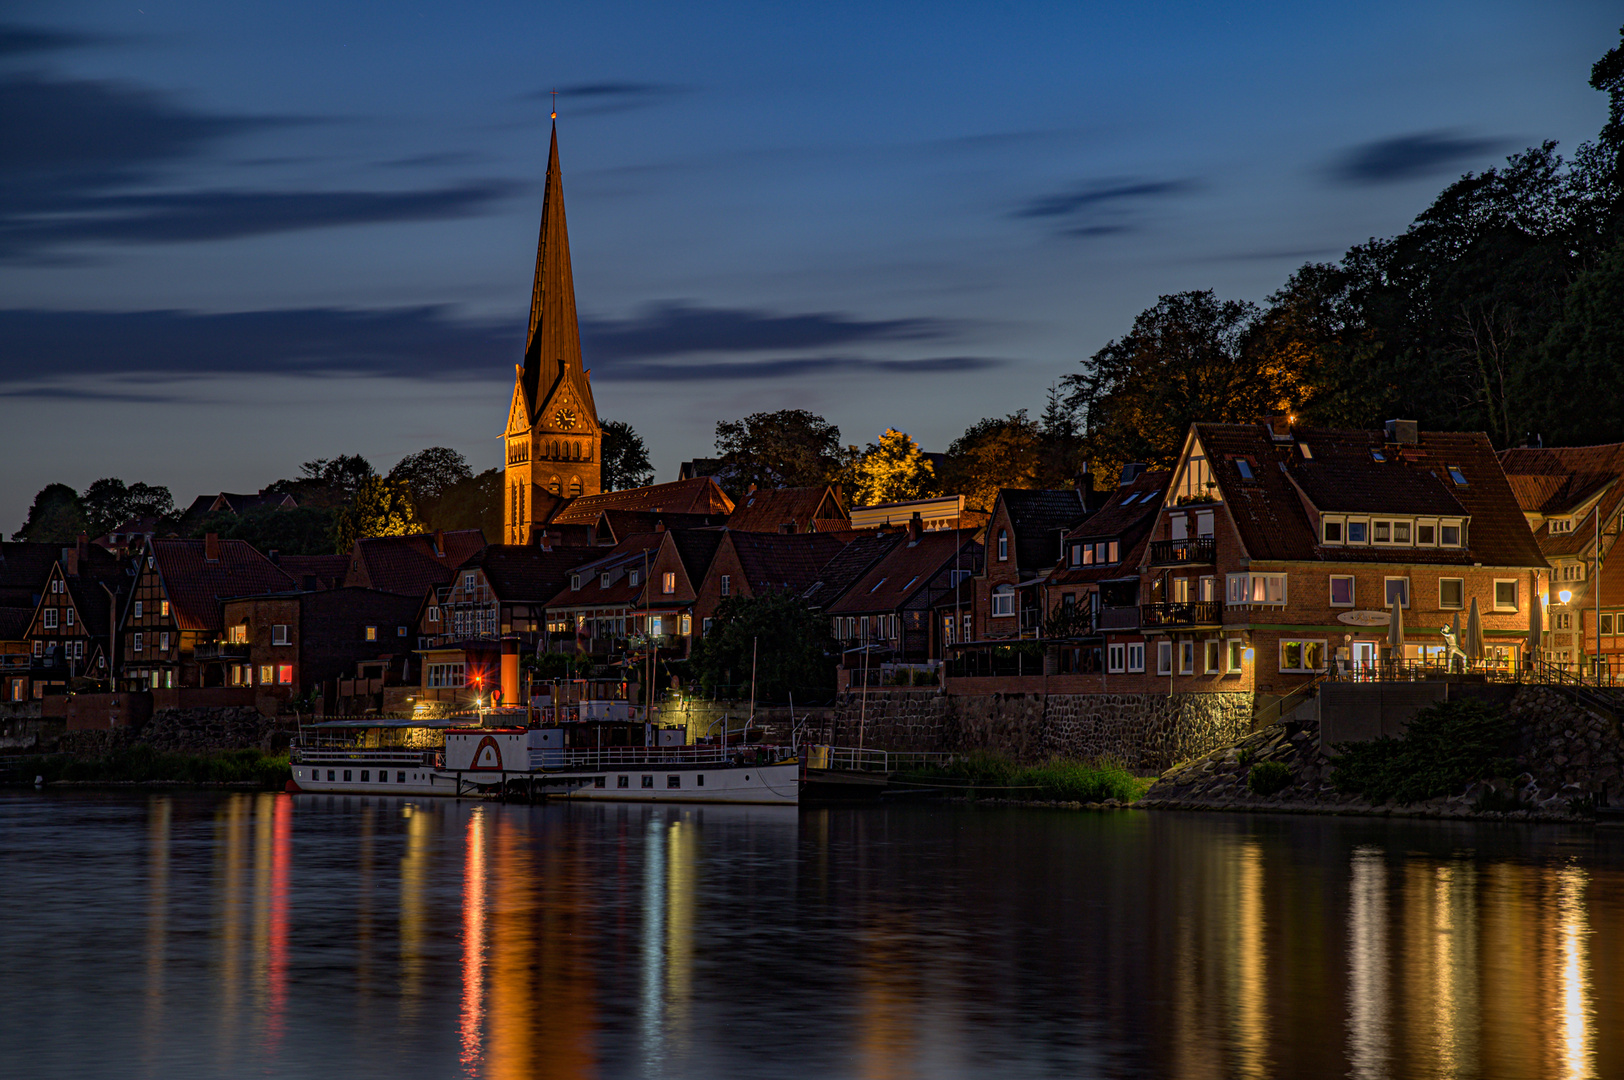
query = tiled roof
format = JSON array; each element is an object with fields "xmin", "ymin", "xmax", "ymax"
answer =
[
  {"xmin": 0, "ymin": 543, "xmax": 68, "ymax": 608},
  {"xmin": 1498, "ymin": 443, "xmax": 1624, "ymax": 560},
  {"xmin": 346, "ymin": 530, "xmax": 486, "ymax": 596},
  {"xmin": 0, "ymin": 606, "xmax": 32, "ymax": 641},
  {"xmin": 276, "ymin": 554, "xmax": 349, "ymax": 590},
  {"xmin": 670, "ymin": 530, "xmax": 725, "ymax": 587},
  {"xmin": 801, "ymin": 531, "xmax": 905, "ymax": 610},
  {"xmin": 1047, "ymin": 471, "xmax": 1168, "ymax": 587},
  {"xmin": 728, "ymin": 532, "xmax": 849, "ymax": 595},
  {"xmin": 542, "ymin": 533, "xmax": 664, "ymax": 610},
  {"xmin": 996, "ymin": 489, "xmax": 1089, "ymax": 570},
  {"xmin": 725, "ymin": 486, "xmax": 848, "ymax": 534},
  {"xmin": 150, "ymin": 539, "xmax": 296, "ymax": 632},
  {"xmin": 548, "ymin": 478, "xmax": 734, "ymax": 526},
  {"xmin": 826, "ymin": 530, "xmax": 978, "ymax": 615},
  {"xmin": 596, "ymin": 509, "xmax": 727, "ymax": 544},
  {"xmin": 1195, "ymin": 423, "xmax": 1545, "ymax": 568},
  {"xmin": 464, "ymin": 545, "xmax": 599, "ymax": 602}
]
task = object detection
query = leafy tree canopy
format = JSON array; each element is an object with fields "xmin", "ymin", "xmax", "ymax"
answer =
[
  {"xmin": 688, "ymin": 593, "xmax": 836, "ymax": 701},
  {"xmin": 187, "ymin": 506, "xmax": 339, "ymax": 557},
  {"xmin": 331, "ymin": 476, "xmax": 420, "ymax": 553},
  {"xmin": 81, "ymin": 478, "xmax": 175, "ymax": 537},
  {"xmin": 600, "ymin": 419, "xmax": 655, "ymax": 490},
  {"xmin": 12, "ymin": 483, "xmax": 86, "ymax": 542},
  {"xmin": 714, "ymin": 409, "xmax": 846, "ymax": 495},
  {"xmin": 271, "ymin": 454, "xmax": 376, "ymax": 509},
  {"xmin": 433, "ymin": 468, "xmax": 502, "ymax": 538},
  {"xmin": 942, "ymin": 411, "xmax": 1044, "ymax": 512},
  {"xmin": 388, "ymin": 447, "xmax": 472, "ymax": 528},
  {"xmin": 853, "ymin": 428, "xmax": 935, "ymax": 505}
]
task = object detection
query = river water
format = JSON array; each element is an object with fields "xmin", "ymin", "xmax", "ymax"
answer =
[{"xmin": 2, "ymin": 792, "xmax": 1622, "ymax": 1079}]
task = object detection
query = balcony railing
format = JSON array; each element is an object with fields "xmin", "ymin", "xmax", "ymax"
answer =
[
  {"xmin": 194, "ymin": 642, "xmax": 250, "ymax": 660},
  {"xmin": 1140, "ymin": 600, "xmax": 1223, "ymax": 628},
  {"xmin": 1097, "ymin": 605, "xmax": 1140, "ymax": 631},
  {"xmin": 1148, "ymin": 537, "xmax": 1216, "ymax": 566}
]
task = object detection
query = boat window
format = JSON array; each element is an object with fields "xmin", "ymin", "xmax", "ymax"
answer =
[
  {"xmin": 594, "ymin": 776, "xmax": 606, "ymax": 788},
  {"xmin": 328, "ymin": 771, "xmax": 335, "ymax": 781},
  {"xmin": 361, "ymin": 771, "xmax": 369, "ymax": 782},
  {"xmin": 343, "ymin": 771, "xmax": 352, "ymax": 781},
  {"xmin": 667, "ymin": 775, "xmax": 680, "ymax": 788},
  {"xmin": 618, "ymin": 776, "xmax": 629, "ymax": 788},
  {"xmin": 397, "ymin": 772, "xmax": 405, "ymax": 783},
  {"xmin": 641, "ymin": 775, "xmax": 654, "ymax": 788},
  {"xmin": 697, "ymin": 775, "xmax": 705, "ymax": 786}
]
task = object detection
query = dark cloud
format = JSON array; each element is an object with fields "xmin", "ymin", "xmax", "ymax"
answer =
[
  {"xmin": 1328, "ymin": 131, "xmax": 1505, "ymax": 185},
  {"xmin": 0, "ymin": 22, "xmax": 103, "ymax": 57},
  {"xmin": 0, "ymin": 386, "xmax": 185, "ymax": 404},
  {"xmin": 528, "ymin": 81, "xmax": 693, "ymax": 117},
  {"xmin": 1012, "ymin": 177, "xmax": 1195, "ymax": 238},
  {"xmin": 580, "ymin": 302, "xmax": 954, "ymax": 361},
  {"xmin": 0, "ymin": 303, "xmax": 981, "ymax": 385},
  {"xmin": 0, "ymin": 73, "xmax": 515, "ymax": 257}
]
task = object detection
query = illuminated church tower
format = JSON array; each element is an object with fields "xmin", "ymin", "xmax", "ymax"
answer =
[{"xmin": 504, "ymin": 123, "xmax": 601, "ymax": 544}]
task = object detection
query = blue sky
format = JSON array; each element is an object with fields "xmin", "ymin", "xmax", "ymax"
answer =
[{"xmin": 2, "ymin": 1, "xmax": 1618, "ymax": 528}]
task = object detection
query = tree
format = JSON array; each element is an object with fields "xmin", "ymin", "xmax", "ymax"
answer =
[
  {"xmin": 434, "ymin": 468, "xmax": 503, "ymax": 539},
  {"xmin": 714, "ymin": 409, "xmax": 845, "ymax": 495},
  {"xmin": 600, "ymin": 419, "xmax": 655, "ymax": 490},
  {"xmin": 188, "ymin": 506, "xmax": 340, "ymax": 557},
  {"xmin": 941, "ymin": 411, "xmax": 1044, "ymax": 511},
  {"xmin": 1538, "ymin": 239, "xmax": 1624, "ymax": 444},
  {"xmin": 688, "ymin": 593, "xmax": 836, "ymax": 700},
  {"xmin": 388, "ymin": 447, "xmax": 472, "ymax": 527},
  {"xmin": 330, "ymin": 476, "xmax": 420, "ymax": 553},
  {"xmin": 80, "ymin": 478, "xmax": 175, "ymax": 536},
  {"xmin": 852, "ymin": 428, "xmax": 935, "ymax": 506},
  {"xmin": 1064, "ymin": 291, "xmax": 1290, "ymax": 483},
  {"xmin": 272, "ymin": 454, "xmax": 377, "ymax": 509},
  {"xmin": 12, "ymin": 483, "xmax": 86, "ymax": 542}
]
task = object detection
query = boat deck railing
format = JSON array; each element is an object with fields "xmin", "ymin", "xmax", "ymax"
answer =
[
  {"xmin": 805, "ymin": 746, "xmax": 958, "ymax": 773},
  {"xmin": 292, "ymin": 747, "xmax": 443, "ymax": 767},
  {"xmin": 529, "ymin": 744, "xmax": 795, "ymax": 772}
]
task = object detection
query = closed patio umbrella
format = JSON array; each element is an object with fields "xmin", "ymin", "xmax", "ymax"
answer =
[
  {"xmin": 1388, "ymin": 599, "xmax": 1405, "ymax": 657},
  {"xmin": 1466, "ymin": 597, "xmax": 1485, "ymax": 661},
  {"xmin": 1526, "ymin": 586, "xmax": 1543, "ymax": 666}
]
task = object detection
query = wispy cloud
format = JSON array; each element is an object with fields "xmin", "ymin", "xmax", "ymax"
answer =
[
  {"xmin": 593, "ymin": 355, "xmax": 1006, "ymax": 382},
  {"xmin": 526, "ymin": 81, "xmax": 694, "ymax": 117},
  {"xmin": 1327, "ymin": 131, "xmax": 1506, "ymax": 185},
  {"xmin": 580, "ymin": 302, "xmax": 955, "ymax": 361},
  {"xmin": 0, "ymin": 21, "xmax": 105, "ymax": 57},
  {"xmin": 1012, "ymin": 177, "xmax": 1196, "ymax": 238}
]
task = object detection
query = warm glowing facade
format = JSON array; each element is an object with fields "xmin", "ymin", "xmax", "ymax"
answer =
[{"xmin": 504, "ymin": 124, "xmax": 602, "ymax": 545}]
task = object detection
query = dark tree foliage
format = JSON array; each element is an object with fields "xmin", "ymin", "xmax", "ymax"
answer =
[
  {"xmin": 80, "ymin": 478, "xmax": 175, "ymax": 536},
  {"xmin": 688, "ymin": 593, "xmax": 836, "ymax": 701},
  {"xmin": 714, "ymin": 409, "xmax": 846, "ymax": 496},
  {"xmin": 186, "ymin": 506, "xmax": 340, "ymax": 557},
  {"xmin": 432, "ymin": 468, "xmax": 503, "ymax": 539},
  {"xmin": 388, "ymin": 447, "xmax": 472, "ymax": 525},
  {"xmin": 600, "ymin": 419, "xmax": 655, "ymax": 490},
  {"xmin": 942, "ymin": 411, "xmax": 1043, "ymax": 511},
  {"xmin": 11, "ymin": 483, "xmax": 87, "ymax": 542},
  {"xmin": 1539, "ymin": 243, "xmax": 1624, "ymax": 443},
  {"xmin": 269, "ymin": 454, "xmax": 377, "ymax": 509},
  {"xmin": 1330, "ymin": 699, "xmax": 1516, "ymax": 805}
]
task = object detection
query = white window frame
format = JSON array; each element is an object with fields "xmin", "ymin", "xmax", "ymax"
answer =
[
  {"xmin": 159, "ymin": 632, "xmax": 169, "ymax": 652},
  {"xmin": 997, "ymin": 529, "xmax": 1009, "ymax": 561},
  {"xmin": 1127, "ymin": 643, "xmax": 1145, "ymax": 673},
  {"xmin": 990, "ymin": 586, "xmax": 1015, "ymax": 618},
  {"xmin": 272, "ymin": 624, "xmax": 290, "ymax": 645},
  {"xmin": 1372, "ymin": 519, "xmax": 1394, "ymax": 545},
  {"xmin": 628, "ymin": 570, "xmax": 639, "ymax": 587},
  {"xmin": 720, "ymin": 575, "xmax": 731, "ymax": 597},
  {"xmin": 1493, "ymin": 579, "xmax": 1519, "ymax": 612},
  {"xmin": 1156, "ymin": 641, "xmax": 1173, "ymax": 675},
  {"xmin": 1279, "ymin": 639, "xmax": 1328, "ymax": 673},
  {"xmin": 133, "ymin": 600, "xmax": 142, "ymax": 618},
  {"xmin": 1438, "ymin": 578, "xmax": 1465, "ymax": 610},
  {"xmin": 1439, "ymin": 519, "xmax": 1464, "ymax": 547},
  {"xmin": 1227, "ymin": 573, "xmax": 1286, "ymax": 606},
  {"xmin": 1179, "ymin": 641, "xmax": 1195, "ymax": 675},
  {"xmin": 1204, "ymin": 639, "xmax": 1220, "ymax": 673},
  {"xmin": 464, "ymin": 573, "xmax": 476, "ymax": 592},
  {"xmin": 1329, "ymin": 575, "xmax": 1355, "ymax": 608},
  {"xmin": 1383, "ymin": 577, "xmax": 1410, "ymax": 609},
  {"xmin": 1345, "ymin": 518, "xmax": 1369, "ymax": 545},
  {"xmin": 1226, "ymin": 638, "xmax": 1244, "ymax": 673},
  {"xmin": 42, "ymin": 609, "xmax": 57, "ymax": 629},
  {"xmin": 1415, "ymin": 518, "xmax": 1438, "ymax": 546},
  {"xmin": 1172, "ymin": 577, "xmax": 1191, "ymax": 603},
  {"xmin": 662, "ymin": 571, "xmax": 676, "ymax": 595},
  {"xmin": 1321, "ymin": 515, "xmax": 1344, "ymax": 545},
  {"xmin": 133, "ymin": 632, "xmax": 143, "ymax": 652},
  {"xmin": 1107, "ymin": 643, "xmax": 1125, "ymax": 673}
]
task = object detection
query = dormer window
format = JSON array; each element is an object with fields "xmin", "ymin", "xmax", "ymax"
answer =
[
  {"xmin": 1322, "ymin": 518, "xmax": 1343, "ymax": 544},
  {"xmin": 628, "ymin": 570, "xmax": 639, "ymax": 587},
  {"xmin": 1370, "ymin": 449, "xmax": 1385, "ymax": 463},
  {"xmin": 1069, "ymin": 543, "xmax": 1082, "ymax": 567},
  {"xmin": 600, "ymin": 573, "xmax": 611, "ymax": 588},
  {"xmin": 570, "ymin": 575, "xmax": 580, "ymax": 591},
  {"xmin": 1440, "ymin": 520, "xmax": 1463, "ymax": 546},
  {"xmin": 1550, "ymin": 518, "xmax": 1573, "ymax": 534},
  {"xmin": 1298, "ymin": 443, "xmax": 1313, "ymax": 460},
  {"xmin": 1447, "ymin": 465, "xmax": 1468, "ymax": 486}
]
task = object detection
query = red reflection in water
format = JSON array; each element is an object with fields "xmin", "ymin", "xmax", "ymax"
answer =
[
  {"xmin": 263, "ymin": 795, "xmax": 292, "ymax": 1054},
  {"xmin": 460, "ymin": 811, "xmax": 487, "ymax": 1076}
]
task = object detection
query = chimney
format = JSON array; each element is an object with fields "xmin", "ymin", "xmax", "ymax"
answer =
[
  {"xmin": 746, "ymin": 484, "xmax": 757, "ymax": 496},
  {"xmin": 204, "ymin": 532, "xmax": 220, "ymax": 562},
  {"xmin": 1262, "ymin": 415, "xmax": 1293, "ymax": 441},
  {"xmin": 64, "ymin": 546, "xmax": 79, "ymax": 578},
  {"xmin": 267, "ymin": 549, "xmax": 280, "ymax": 564},
  {"xmin": 907, "ymin": 512, "xmax": 922, "ymax": 544},
  {"xmin": 77, "ymin": 533, "xmax": 90, "ymax": 565},
  {"xmin": 432, "ymin": 529, "xmax": 444, "ymax": 557},
  {"xmin": 656, "ymin": 519, "xmax": 666, "ymax": 532},
  {"xmin": 1384, "ymin": 419, "xmax": 1419, "ymax": 446},
  {"xmin": 1119, "ymin": 462, "xmax": 1146, "ymax": 487}
]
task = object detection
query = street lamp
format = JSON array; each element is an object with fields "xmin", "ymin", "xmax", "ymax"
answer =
[{"xmin": 1560, "ymin": 590, "xmax": 1573, "ymax": 605}]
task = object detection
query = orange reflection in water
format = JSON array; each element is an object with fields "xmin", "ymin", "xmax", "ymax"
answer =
[
  {"xmin": 263, "ymin": 794, "xmax": 292, "ymax": 1055},
  {"xmin": 140, "ymin": 796, "xmax": 171, "ymax": 1076},
  {"xmin": 460, "ymin": 807, "xmax": 487, "ymax": 1076},
  {"xmin": 1555, "ymin": 864, "xmax": 1594, "ymax": 1080}
]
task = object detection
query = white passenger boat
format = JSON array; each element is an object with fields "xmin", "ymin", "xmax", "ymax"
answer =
[{"xmin": 289, "ymin": 708, "xmax": 800, "ymax": 805}]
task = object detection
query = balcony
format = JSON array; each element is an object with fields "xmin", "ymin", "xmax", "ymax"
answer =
[
  {"xmin": 1097, "ymin": 605, "xmax": 1141, "ymax": 632},
  {"xmin": 193, "ymin": 642, "xmax": 250, "ymax": 660},
  {"xmin": 1140, "ymin": 600, "xmax": 1224, "ymax": 629},
  {"xmin": 1148, "ymin": 537, "xmax": 1216, "ymax": 566}
]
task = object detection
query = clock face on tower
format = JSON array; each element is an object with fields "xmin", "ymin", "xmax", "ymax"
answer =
[{"xmin": 556, "ymin": 409, "xmax": 577, "ymax": 431}]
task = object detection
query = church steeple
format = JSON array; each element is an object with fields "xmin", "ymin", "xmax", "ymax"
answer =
[{"xmin": 521, "ymin": 123, "xmax": 593, "ymax": 421}]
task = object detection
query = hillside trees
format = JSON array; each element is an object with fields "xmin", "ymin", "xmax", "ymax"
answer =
[
  {"xmin": 852, "ymin": 428, "xmax": 935, "ymax": 505},
  {"xmin": 714, "ymin": 409, "xmax": 847, "ymax": 495},
  {"xmin": 600, "ymin": 419, "xmax": 655, "ymax": 490}
]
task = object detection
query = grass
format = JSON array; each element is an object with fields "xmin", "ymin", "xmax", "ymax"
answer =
[
  {"xmin": 25, "ymin": 746, "xmax": 290, "ymax": 788},
  {"xmin": 899, "ymin": 750, "xmax": 1150, "ymax": 803}
]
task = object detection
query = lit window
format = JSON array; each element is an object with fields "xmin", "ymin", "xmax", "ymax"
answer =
[
  {"xmin": 662, "ymin": 571, "xmax": 676, "ymax": 594},
  {"xmin": 260, "ymin": 664, "xmax": 274, "ymax": 684},
  {"xmin": 1299, "ymin": 444, "xmax": 1313, "ymax": 460},
  {"xmin": 160, "ymin": 600, "xmax": 169, "ymax": 618},
  {"xmin": 365, "ymin": 625, "xmax": 377, "ymax": 641},
  {"xmin": 1280, "ymin": 640, "xmax": 1327, "ymax": 672}
]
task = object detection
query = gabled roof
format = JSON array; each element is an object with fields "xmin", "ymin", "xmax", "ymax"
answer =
[
  {"xmin": 345, "ymin": 530, "xmax": 486, "ymax": 596},
  {"xmin": 595, "ymin": 509, "xmax": 728, "ymax": 545},
  {"xmin": 547, "ymin": 477, "xmax": 734, "ymax": 526},
  {"xmin": 669, "ymin": 530, "xmax": 725, "ymax": 589},
  {"xmin": 801, "ymin": 530, "xmax": 906, "ymax": 610},
  {"xmin": 1194, "ymin": 423, "xmax": 1545, "ymax": 568},
  {"xmin": 0, "ymin": 543, "xmax": 70, "ymax": 608},
  {"xmin": 542, "ymin": 533, "xmax": 665, "ymax": 610},
  {"xmin": 1047, "ymin": 470, "xmax": 1169, "ymax": 587},
  {"xmin": 825, "ymin": 530, "xmax": 978, "ymax": 615},
  {"xmin": 992, "ymin": 489, "xmax": 1089, "ymax": 570},
  {"xmin": 467, "ymin": 545, "xmax": 601, "ymax": 602},
  {"xmin": 726, "ymin": 485, "xmax": 849, "ymax": 534},
  {"xmin": 1498, "ymin": 443, "xmax": 1624, "ymax": 560},
  {"xmin": 727, "ymin": 532, "xmax": 850, "ymax": 596},
  {"xmin": 59, "ymin": 560, "xmax": 127, "ymax": 639},
  {"xmin": 276, "ymin": 554, "xmax": 349, "ymax": 591},
  {"xmin": 148, "ymin": 538, "xmax": 296, "ymax": 632}
]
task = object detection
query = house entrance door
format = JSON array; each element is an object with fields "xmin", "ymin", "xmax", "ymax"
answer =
[{"xmin": 1352, "ymin": 641, "xmax": 1377, "ymax": 679}]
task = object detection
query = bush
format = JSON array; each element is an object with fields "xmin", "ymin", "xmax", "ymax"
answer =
[
  {"xmin": 1330, "ymin": 699, "xmax": 1516, "ymax": 805},
  {"xmin": 911, "ymin": 668, "xmax": 937, "ymax": 687},
  {"xmin": 1247, "ymin": 760, "xmax": 1292, "ymax": 796},
  {"xmin": 35, "ymin": 747, "xmax": 290, "ymax": 788},
  {"xmin": 904, "ymin": 750, "xmax": 1148, "ymax": 803}
]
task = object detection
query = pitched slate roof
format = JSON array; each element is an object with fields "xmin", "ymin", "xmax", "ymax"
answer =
[
  {"xmin": 467, "ymin": 545, "xmax": 599, "ymax": 602},
  {"xmin": 0, "ymin": 543, "xmax": 69, "ymax": 609},
  {"xmin": 1498, "ymin": 443, "xmax": 1624, "ymax": 560},
  {"xmin": 345, "ymin": 530, "xmax": 486, "ymax": 596},
  {"xmin": 826, "ymin": 530, "xmax": 978, "ymax": 615},
  {"xmin": 547, "ymin": 477, "xmax": 734, "ymax": 527},
  {"xmin": 801, "ymin": 530, "xmax": 905, "ymax": 610},
  {"xmin": 727, "ymin": 532, "xmax": 849, "ymax": 595},
  {"xmin": 542, "ymin": 533, "xmax": 665, "ymax": 610},
  {"xmin": 276, "ymin": 554, "xmax": 349, "ymax": 591},
  {"xmin": 149, "ymin": 538, "xmax": 296, "ymax": 632},
  {"xmin": 1047, "ymin": 470, "xmax": 1169, "ymax": 588},
  {"xmin": 1195, "ymin": 423, "xmax": 1545, "ymax": 568},
  {"xmin": 725, "ymin": 485, "xmax": 849, "ymax": 534},
  {"xmin": 595, "ymin": 509, "xmax": 728, "ymax": 545},
  {"xmin": 996, "ymin": 489, "xmax": 1089, "ymax": 570}
]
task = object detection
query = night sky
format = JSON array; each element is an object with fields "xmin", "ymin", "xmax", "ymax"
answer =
[{"xmin": 3, "ymin": 1, "xmax": 1618, "ymax": 528}]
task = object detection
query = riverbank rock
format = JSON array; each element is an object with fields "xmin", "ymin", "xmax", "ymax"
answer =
[{"xmin": 1139, "ymin": 685, "xmax": 1619, "ymax": 823}]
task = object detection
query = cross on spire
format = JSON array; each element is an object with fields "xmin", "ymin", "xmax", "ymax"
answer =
[{"xmin": 550, "ymin": 88, "xmax": 557, "ymax": 120}]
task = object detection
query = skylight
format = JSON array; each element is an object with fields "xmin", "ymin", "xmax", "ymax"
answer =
[
  {"xmin": 1448, "ymin": 465, "xmax": 1468, "ymax": 485},
  {"xmin": 1120, "ymin": 493, "xmax": 1138, "ymax": 505},
  {"xmin": 1299, "ymin": 444, "xmax": 1313, "ymax": 460},
  {"xmin": 1236, "ymin": 460, "xmax": 1254, "ymax": 480},
  {"xmin": 869, "ymin": 577, "xmax": 887, "ymax": 592},
  {"xmin": 1371, "ymin": 449, "xmax": 1385, "ymax": 462},
  {"xmin": 903, "ymin": 576, "xmax": 919, "ymax": 591}
]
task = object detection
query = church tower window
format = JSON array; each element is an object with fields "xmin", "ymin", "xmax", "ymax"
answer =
[
  {"xmin": 569, "ymin": 478, "xmax": 583, "ymax": 499},
  {"xmin": 549, "ymin": 476, "xmax": 562, "ymax": 496}
]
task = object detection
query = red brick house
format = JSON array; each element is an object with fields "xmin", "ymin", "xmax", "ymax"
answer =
[
  {"xmin": 827, "ymin": 519, "xmax": 982, "ymax": 666},
  {"xmin": 693, "ymin": 531, "xmax": 850, "ymax": 635},
  {"xmin": 343, "ymin": 529, "xmax": 486, "ymax": 596},
  {"xmin": 975, "ymin": 489, "xmax": 1090, "ymax": 642}
]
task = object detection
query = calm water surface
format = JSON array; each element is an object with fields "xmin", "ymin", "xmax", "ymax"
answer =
[{"xmin": 2, "ymin": 791, "xmax": 1623, "ymax": 1079}]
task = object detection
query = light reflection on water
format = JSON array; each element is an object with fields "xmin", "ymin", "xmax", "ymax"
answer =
[{"xmin": 2, "ymin": 792, "xmax": 1623, "ymax": 1079}]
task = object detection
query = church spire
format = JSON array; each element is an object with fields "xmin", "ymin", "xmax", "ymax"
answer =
[{"xmin": 521, "ymin": 122, "xmax": 585, "ymax": 419}]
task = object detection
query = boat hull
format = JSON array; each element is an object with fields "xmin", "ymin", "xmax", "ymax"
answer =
[{"xmin": 536, "ymin": 759, "xmax": 799, "ymax": 805}]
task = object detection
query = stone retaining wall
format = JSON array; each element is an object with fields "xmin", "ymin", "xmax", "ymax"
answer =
[{"xmin": 57, "ymin": 706, "xmax": 288, "ymax": 757}]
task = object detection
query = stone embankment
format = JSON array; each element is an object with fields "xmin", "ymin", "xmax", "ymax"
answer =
[
  {"xmin": 57, "ymin": 706, "xmax": 289, "ymax": 758},
  {"xmin": 1140, "ymin": 684, "xmax": 1620, "ymax": 822}
]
